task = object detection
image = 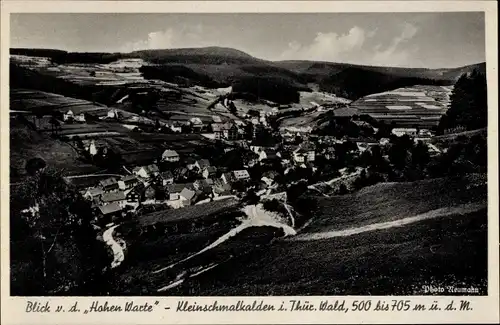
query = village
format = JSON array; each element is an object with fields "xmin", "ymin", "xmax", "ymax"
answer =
[{"xmin": 68, "ymin": 95, "xmax": 438, "ymax": 226}]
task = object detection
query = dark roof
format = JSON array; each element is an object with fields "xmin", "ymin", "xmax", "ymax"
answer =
[
  {"xmin": 196, "ymin": 159, "xmax": 211, "ymax": 168},
  {"xmin": 180, "ymin": 187, "xmax": 196, "ymax": 200},
  {"xmin": 166, "ymin": 183, "xmax": 193, "ymax": 194},
  {"xmin": 101, "ymin": 191, "xmax": 126, "ymax": 202},
  {"xmin": 204, "ymin": 166, "xmax": 217, "ymax": 173},
  {"xmin": 99, "ymin": 177, "xmax": 118, "ymax": 187},
  {"xmin": 121, "ymin": 174, "xmax": 138, "ymax": 183},
  {"xmin": 98, "ymin": 202, "xmax": 122, "ymax": 215}
]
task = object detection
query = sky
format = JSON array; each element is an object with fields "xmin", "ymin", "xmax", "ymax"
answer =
[{"xmin": 10, "ymin": 12, "xmax": 485, "ymax": 68}]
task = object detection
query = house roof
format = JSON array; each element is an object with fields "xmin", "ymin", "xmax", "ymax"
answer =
[
  {"xmin": 180, "ymin": 187, "xmax": 196, "ymax": 200},
  {"xmin": 162, "ymin": 149, "xmax": 179, "ymax": 158},
  {"xmin": 261, "ymin": 149, "xmax": 278, "ymax": 159},
  {"xmin": 101, "ymin": 191, "xmax": 126, "ymax": 202},
  {"xmin": 212, "ymin": 116, "xmax": 222, "ymax": 123},
  {"xmin": 98, "ymin": 202, "xmax": 122, "ymax": 215},
  {"xmin": 121, "ymin": 174, "xmax": 138, "ymax": 183},
  {"xmin": 222, "ymin": 172, "xmax": 234, "ymax": 182},
  {"xmin": 233, "ymin": 170, "xmax": 250, "ymax": 179},
  {"xmin": 99, "ymin": 177, "xmax": 118, "ymax": 187},
  {"xmin": 204, "ymin": 166, "xmax": 217, "ymax": 173},
  {"xmin": 212, "ymin": 123, "xmax": 224, "ymax": 132},
  {"xmin": 213, "ymin": 181, "xmax": 232, "ymax": 194},
  {"xmin": 85, "ymin": 187, "xmax": 104, "ymax": 196},
  {"xmin": 166, "ymin": 183, "xmax": 193, "ymax": 194},
  {"xmin": 196, "ymin": 159, "xmax": 210, "ymax": 169}
]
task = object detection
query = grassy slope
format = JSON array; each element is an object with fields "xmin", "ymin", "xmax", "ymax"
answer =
[
  {"xmin": 302, "ymin": 174, "xmax": 487, "ymax": 233},
  {"xmin": 166, "ymin": 174, "xmax": 487, "ymax": 296}
]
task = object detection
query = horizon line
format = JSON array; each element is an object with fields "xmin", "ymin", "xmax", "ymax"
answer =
[{"xmin": 9, "ymin": 46, "xmax": 486, "ymax": 70}]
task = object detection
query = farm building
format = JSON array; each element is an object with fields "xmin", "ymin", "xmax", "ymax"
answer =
[
  {"xmin": 63, "ymin": 110, "xmax": 86, "ymax": 123},
  {"xmin": 161, "ymin": 149, "xmax": 180, "ymax": 162},
  {"xmin": 99, "ymin": 177, "xmax": 119, "ymax": 192},
  {"xmin": 133, "ymin": 164, "xmax": 160, "ymax": 179},
  {"xmin": 97, "ymin": 202, "xmax": 123, "ymax": 223},
  {"xmin": 101, "ymin": 191, "xmax": 127, "ymax": 208},
  {"xmin": 118, "ymin": 175, "xmax": 139, "ymax": 190}
]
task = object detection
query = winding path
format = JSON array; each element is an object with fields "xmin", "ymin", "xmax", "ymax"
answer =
[
  {"xmin": 291, "ymin": 203, "xmax": 485, "ymax": 242},
  {"xmin": 103, "ymin": 225, "xmax": 126, "ymax": 268}
]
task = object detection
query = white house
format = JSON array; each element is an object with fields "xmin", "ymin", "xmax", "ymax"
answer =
[
  {"xmin": 162, "ymin": 149, "xmax": 180, "ymax": 162},
  {"xmin": 392, "ymin": 128, "xmax": 418, "ymax": 137},
  {"xmin": 107, "ymin": 109, "xmax": 119, "ymax": 119},
  {"xmin": 132, "ymin": 164, "xmax": 160, "ymax": 179},
  {"xmin": 232, "ymin": 170, "xmax": 250, "ymax": 181},
  {"xmin": 63, "ymin": 110, "xmax": 74, "ymax": 121}
]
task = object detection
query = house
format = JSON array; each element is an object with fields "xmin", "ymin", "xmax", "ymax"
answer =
[
  {"xmin": 293, "ymin": 144, "xmax": 315, "ymax": 163},
  {"xmin": 170, "ymin": 124, "xmax": 182, "ymax": 133},
  {"xmin": 83, "ymin": 187, "xmax": 104, "ymax": 201},
  {"xmin": 202, "ymin": 166, "xmax": 217, "ymax": 179},
  {"xmin": 392, "ymin": 128, "xmax": 418, "ymax": 137},
  {"xmin": 212, "ymin": 115, "xmax": 222, "ymax": 123},
  {"xmin": 99, "ymin": 177, "xmax": 119, "ymax": 192},
  {"xmin": 107, "ymin": 109, "xmax": 120, "ymax": 119},
  {"xmin": 222, "ymin": 123, "xmax": 239, "ymax": 140},
  {"xmin": 118, "ymin": 175, "xmax": 139, "ymax": 190},
  {"xmin": 166, "ymin": 183, "xmax": 193, "ymax": 201},
  {"xmin": 190, "ymin": 117, "xmax": 204, "ymax": 131},
  {"xmin": 74, "ymin": 112, "xmax": 86, "ymax": 123},
  {"xmin": 261, "ymin": 177, "xmax": 274, "ymax": 187},
  {"xmin": 158, "ymin": 171, "xmax": 174, "ymax": 186},
  {"xmin": 221, "ymin": 172, "xmax": 234, "ymax": 184},
  {"xmin": 211, "ymin": 123, "xmax": 224, "ymax": 139},
  {"xmin": 133, "ymin": 164, "xmax": 160, "ymax": 179},
  {"xmin": 144, "ymin": 186, "xmax": 157, "ymax": 201},
  {"xmin": 97, "ymin": 202, "xmax": 122, "ymax": 222},
  {"xmin": 232, "ymin": 169, "xmax": 250, "ymax": 181},
  {"xmin": 63, "ymin": 110, "xmax": 74, "ymax": 121},
  {"xmin": 180, "ymin": 187, "xmax": 197, "ymax": 206},
  {"xmin": 259, "ymin": 149, "xmax": 279, "ymax": 161},
  {"xmin": 126, "ymin": 185, "xmax": 144, "ymax": 204},
  {"xmin": 100, "ymin": 191, "xmax": 127, "ymax": 208},
  {"xmin": 162, "ymin": 149, "xmax": 180, "ymax": 162},
  {"xmin": 195, "ymin": 159, "xmax": 211, "ymax": 171},
  {"xmin": 213, "ymin": 181, "xmax": 232, "ymax": 197},
  {"xmin": 194, "ymin": 178, "xmax": 214, "ymax": 194}
]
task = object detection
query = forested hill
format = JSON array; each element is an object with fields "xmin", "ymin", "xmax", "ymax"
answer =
[{"xmin": 10, "ymin": 47, "xmax": 485, "ymax": 104}]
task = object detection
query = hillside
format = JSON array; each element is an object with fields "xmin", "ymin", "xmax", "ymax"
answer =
[
  {"xmin": 10, "ymin": 47, "xmax": 485, "ymax": 103},
  {"xmin": 164, "ymin": 174, "xmax": 487, "ymax": 296}
]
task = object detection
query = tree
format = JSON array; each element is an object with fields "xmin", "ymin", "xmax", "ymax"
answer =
[
  {"xmin": 12, "ymin": 169, "xmax": 110, "ymax": 295},
  {"xmin": 25, "ymin": 157, "xmax": 47, "ymax": 176},
  {"xmin": 438, "ymin": 70, "xmax": 487, "ymax": 133}
]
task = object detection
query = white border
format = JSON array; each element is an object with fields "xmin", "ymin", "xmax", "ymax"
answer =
[{"xmin": 1, "ymin": 2, "xmax": 498, "ymax": 324}]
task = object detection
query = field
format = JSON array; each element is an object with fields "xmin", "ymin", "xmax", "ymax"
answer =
[
  {"xmin": 10, "ymin": 117, "xmax": 101, "ymax": 182},
  {"xmin": 350, "ymin": 85, "xmax": 454, "ymax": 128}
]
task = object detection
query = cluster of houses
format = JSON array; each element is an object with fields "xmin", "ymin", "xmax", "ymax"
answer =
[{"xmin": 81, "ymin": 146, "xmax": 256, "ymax": 222}]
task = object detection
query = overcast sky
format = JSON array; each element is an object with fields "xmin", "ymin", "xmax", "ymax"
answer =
[{"xmin": 10, "ymin": 12, "xmax": 485, "ymax": 68}]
